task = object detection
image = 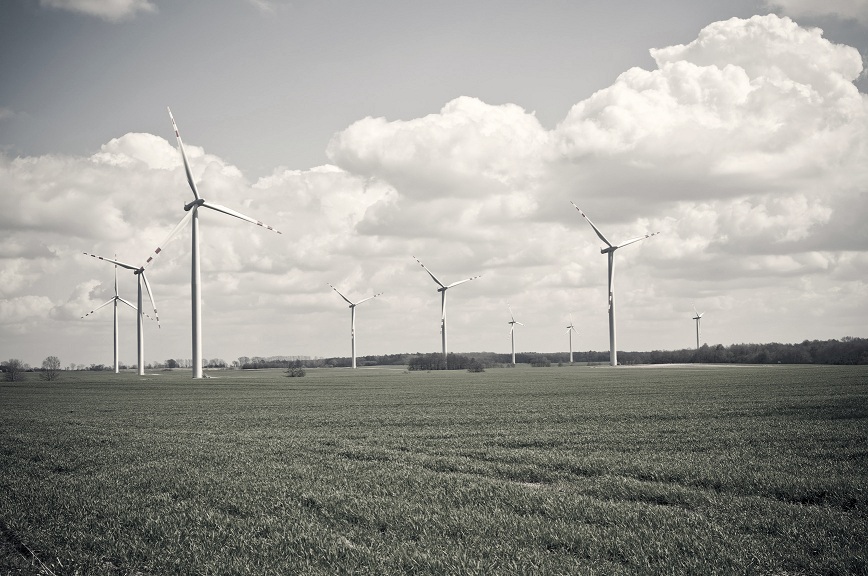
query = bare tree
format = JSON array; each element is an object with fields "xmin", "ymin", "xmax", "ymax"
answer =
[
  {"xmin": 3, "ymin": 358, "xmax": 27, "ymax": 382},
  {"xmin": 40, "ymin": 356, "xmax": 62, "ymax": 381}
]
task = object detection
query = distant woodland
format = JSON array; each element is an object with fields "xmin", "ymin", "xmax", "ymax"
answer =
[
  {"xmin": 8, "ymin": 337, "xmax": 865, "ymax": 375},
  {"xmin": 233, "ymin": 337, "xmax": 868, "ymax": 370}
]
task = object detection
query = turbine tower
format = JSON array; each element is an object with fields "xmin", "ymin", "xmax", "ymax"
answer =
[
  {"xmin": 84, "ymin": 253, "xmax": 160, "ymax": 376},
  {"xmin": 566, "ymin": 314, "xmax": 578, "ymax": 363},
  {"xmin": 413, "ymin": 257, "xmax": 481, "ymax": 369},
  {"xmin": 81, "ymin": 260, "xmax": 138, "ymax": 373},
  {"xmin": 692, "ymin": 306, "xmax": 704, "ymax": 350},
  {"xmin": 166, "ymin": 108, "xmax": 282, "ymax": 379},
  {"xmin": 571, "ymin": 202, "xmax": 659, "ymax": 366},
  {"xmin": 327, "ymin": 283, "xmax": 383, "ymax": 369},
  {"xmin": 508, "ymin": 305, "xmax": 524, "ymax": 365}
]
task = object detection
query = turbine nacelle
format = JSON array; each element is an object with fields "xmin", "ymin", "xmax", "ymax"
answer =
[{"xmin": 185, "ymin": 198, "xmax": 206, "ymax": 212}]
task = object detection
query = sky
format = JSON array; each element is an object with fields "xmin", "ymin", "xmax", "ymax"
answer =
[{"xmin": 1, "ymin": 0, "xmax": 867, "ymax": 369}]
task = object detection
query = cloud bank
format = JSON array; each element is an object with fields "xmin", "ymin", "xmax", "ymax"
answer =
[
  {"xmin": 2, "ymin": 14, "xmax": 865, "ymax": 366},
  {"xmin": 38, "ymin": 0, "xmax": 156, "ymax": 22},
  {"xmin": 765, "ymin": 0, "xmax": 868, "ymax": 26}
]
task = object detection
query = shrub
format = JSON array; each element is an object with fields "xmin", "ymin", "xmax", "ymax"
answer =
[{"xmin": 286, "ymin": 360, "xmax": 306, "ymax": 377}]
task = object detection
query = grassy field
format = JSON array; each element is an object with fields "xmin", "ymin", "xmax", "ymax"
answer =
[{"xmin": 1, "ymin": 364, "xmax": 866, "ymax": 575}]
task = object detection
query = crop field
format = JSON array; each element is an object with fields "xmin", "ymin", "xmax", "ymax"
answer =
[{"xmin": 1, "ymin": 364, "xmax": 866, "ymax": 575}]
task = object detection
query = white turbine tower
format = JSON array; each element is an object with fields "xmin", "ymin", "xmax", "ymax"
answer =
[
  {"xmin": 693, "ymin": 306, "xmax": 704, "ymax": 350},
  {"xmin": 83, "ymin": 253, "xmax": 160, "ymax": 376},
  {"xmin": 413, "ymin": 257, "xmax": 482, "ymax": 369},
  {"xmin": 327, "ymin": 283, "xmax": 383, "ymax": 369},
  {"xmin": 508, "ymin": 305, "xmax": 524, "ymax": 366},
  {"xmin": 571, "ymin": 202, "xmax": 660, "ymax": 367},
  {"xmin": 566, "ymin": 314, "xmax": 578, "ymax": 364},
  {"xmin": 81, "ymin": 260, "xmax": 138, "ymax": 373},
  {"xmin": 166, "ymin": 108, "xmax": 282, "ymax": 379}
]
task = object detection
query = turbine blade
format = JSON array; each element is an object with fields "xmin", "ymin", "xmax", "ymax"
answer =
[
  {"xmin": 83, "ymin": 252, "xmax": 138, "ymax": 271},
  {"xmin": 140, "ymin": 272, "xmax": 160, "ymax": 328},
  {"xmin": 446, "ymin": 275, "xmax": 482, "ymax": 289},
  {"xmin": 168, "ymin": 107, "xmax": 201, "ymax": 200},
  {"xmin": 615, "ymin": 231, "xmax": 661, "ymax": 250},
  {"xmin": 355, "ymin": 292, "xmax": 383, "ymax": 306},
  {"xmin": 201, "ymin": 201, "xmax": 282, "ymax": 234},
  {"xmin": 571, "ymin": 202, "xmax": 613, "ymax": 248},
  {"xmin": 413, "ymin": 257, "xmax": 446, "ymax": 288},
  {"xmin": 81, "ymin": 298, "xmax": 114, "ymax": 318},
  {"xmin": 143, "ymin": 211, "xmax": 194, "ymax": 269},
  {"xmin": 327, "ymin": 283, "xmax": 354, "ymax": 306},
  {"xmin": 117, "ymin": 297, "xmax": 137, "ymax": 311}
]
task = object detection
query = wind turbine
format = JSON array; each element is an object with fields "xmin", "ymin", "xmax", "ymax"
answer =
[
  {"xmin": 165, "ymin": 107, "xmax": 282, "ymax": 379},
  {"xmin": 83, "ymin": 253, "xmax": 160, "ymax": 376},
  {"xmin": 327, "ymin": 283, "xmax": 383, "ymax": 369},
  {"xmin": 571, "ymin": 202, "xmax": 660, "ymax": 366},
  {"xmin": 566, "ymin": 314, "xmax": 578, "ymax": 363},
  {"xmin": 413, "ymin": 257, "xmax": 482, "ymax": 369},
  {"xmin": 508, "ymin": 305, "xmax": 524, "ymax": 365},
  {"xmin": 692, "ymin": 306, "xmax": 704, "ymax": 350},
  {"xmin": 81, "ymin": 260, "xmax": 138, "ymax": 373}
]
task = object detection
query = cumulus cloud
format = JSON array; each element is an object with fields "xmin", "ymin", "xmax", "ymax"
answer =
[{"xmin": 38, "ymin": 0, "xmax": 156, "ymax": 21}]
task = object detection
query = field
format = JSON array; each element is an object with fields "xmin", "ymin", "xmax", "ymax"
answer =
[{"xmin": 1, "ymin": 364, "xmax": 866, "ymax": 575}]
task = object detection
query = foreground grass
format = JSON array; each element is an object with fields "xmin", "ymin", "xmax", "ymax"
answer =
[{"xmin": 1, "ymin": 365, "xmax": 866, "ymax": 575}]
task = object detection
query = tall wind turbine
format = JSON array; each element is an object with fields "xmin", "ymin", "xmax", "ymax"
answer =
[
  {"xmin": 327, "ymin": 283, "xmax": 383, "ymax": 369},
  {"xmin": 166, "ymin": 108, "xmax": 282, "ymax": 379},
  {"xmin": 566, "ymin": 314, "xmax": 578, "ymax": 363},
  {"xmin": 84, "ymin": 253, "xmax": 160, "ymax": 376},
  {"xmin": 508, "ymin": 305, "xmax": 524, "ymax": 365},
  {"xmin": 571, "ymin": 202, "xmax": 660, "ymax": 366},
  {"xmin": 413, "ymin": 257, "xmax": 482, "ymax": 369},
  {"xmin": 81, "ymin": 260, "xmax": 138, "ymax": 373},
  {"xmin": 692, "ymin": 306, "xmax": 704, "ymax": 350}
]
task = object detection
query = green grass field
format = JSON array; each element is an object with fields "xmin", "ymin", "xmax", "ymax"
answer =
[{"xmin": 1, "ymin": 365, "xmax": 866, "ymax": 575}]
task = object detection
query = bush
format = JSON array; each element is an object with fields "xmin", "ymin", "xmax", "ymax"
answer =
[
  {"xmin": 467, "ymin": 359, "xmax": 485, "ymax": 373},
  {"xmin": 3, "ymin": 358, "xmax": 27, "ymax": 382},
  {"xmin": 285, "ymin": 360, "xmax": 306, "ymax": 377}
]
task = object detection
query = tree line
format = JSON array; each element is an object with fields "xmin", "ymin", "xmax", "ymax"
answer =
[{"xmin": 3, "ymin": 337, "xmax": 865, "ymax": 380}]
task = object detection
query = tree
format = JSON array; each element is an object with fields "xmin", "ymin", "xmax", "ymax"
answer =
[
  {"xmin": 166, "ymin": 359, "xmax": 180, "ymax": 369},
  {"xmin": 39, "ymin": 356, "xmax": 61, "ymax": 381},
  {"xmin": 3, "ymin": 358, "xmax": 27, "ymax": 382},
  {"xmin": 285, "ymin": 360, "xmax": 306, "ymax": 377}
]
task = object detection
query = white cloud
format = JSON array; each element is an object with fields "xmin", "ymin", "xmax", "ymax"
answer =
[{"xmin": 38, "ymin": 0, "xmax": 156, "ymax": 21}]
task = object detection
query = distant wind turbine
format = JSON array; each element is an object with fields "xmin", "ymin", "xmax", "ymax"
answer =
[
  {"xmin": 327, "ymin": 283, "xmax": 383, "ymax": 369},
  {"xmin": 413, "ymin": 257, "xmax": 482, "ymax": 369},
  {"xmin": 571, "ymin": 202, "xmax": 660, "ymax": 366},
  {"xmin": 84, "ymin": 253, "xmax": 160, "ymax": 376},
  {"xmin": 508, "ymin": 305, "xmax": 524, "ymax": 365},
  {"xmin": 693, "ymin": 306, "xmax": 704, "ymax": 350},
  {"xmin": 566, "ymin": 314, "xmax": 578, "ymax": 363},
  {"xmin": 81, "ymin": 260, "xmax": 138, "ymax": 373},
  {"xmin": 163, "ymin": 107, "xmax": 282, "ymax": 379}
]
